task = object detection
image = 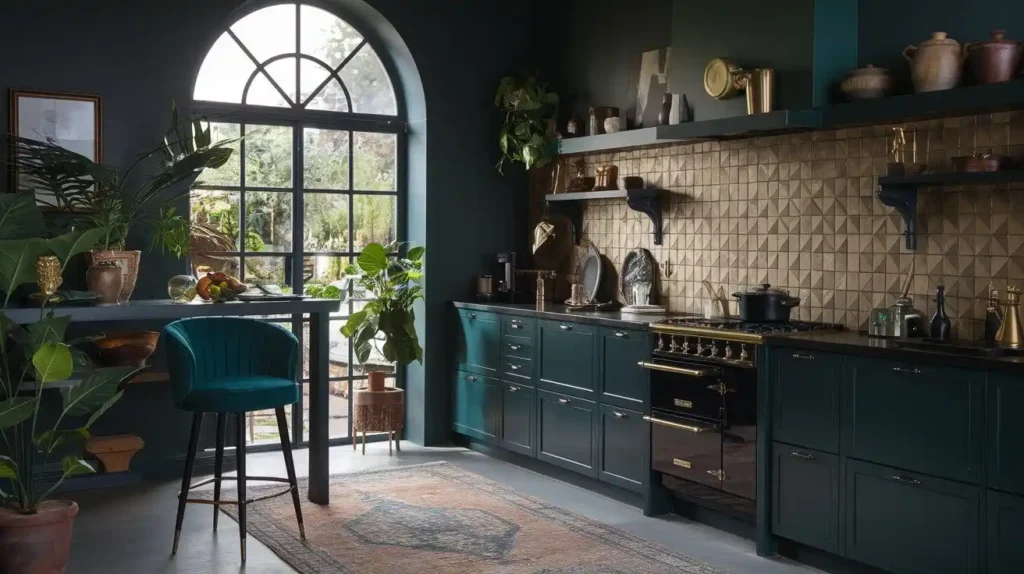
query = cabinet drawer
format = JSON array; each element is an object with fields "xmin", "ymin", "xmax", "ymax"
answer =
[
  {"xmin": 538, "ymin": 320, "xmax": 596, "ymax": 398},
  {"xmin": 455, "ymin": 309, "xmax": 501, "ymax": 376},
  {"xmin": 771, "ymin": 443, "xmax": 839, "ymax": 554},
  {"xmin": 598, "ymin": 327, "xmax": 648, "ymax": 409},
  {"xmin": 771, "ymin": 348, "xmax": 841, "ymax": 453},
  {"xmin": 599, "ymin": 405, "xmax": 644, "ymax": 492},
  {"xmin": 502, "ymin": 335, "xmax": 534, "ymax": 361},
  {"xmin": 500, "ymin": 382, "xmax": 534, "ymax": 457},
  {"xmin": 988, "ymin": 374, "xmax": 1024, "ymax": 495},
  {"xmin": 988, "ymin": 490, "xmax": 1024, "ymax": 574},
  {"xmin": 845, "ymin": 459, "xmax": 980, "ymax": 574},
  {"xmin": 451, "ymin": 371, "xmax": 500, "ymax": 442},
  {"xmin": 501, "ymin": 357, "xmax": 533, "ymax": 382},
  {"xmin": 844, "ymin": 357, "xmax": 983, "ymax": 483},
  {"xmin": 502, "ymin": 316, "xmax": 536, "ymax": 339},
  {"xmin": 649, "ymin": 411, "xmax": 722, "ymax": 490},
  {"xmin": 537, "ymin": 389, "xmax": 597, "ymax": 477}
]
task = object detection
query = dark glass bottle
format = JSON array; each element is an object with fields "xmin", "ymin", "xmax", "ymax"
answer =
[{"xmin": 930, "ymin": 285, "xmax": 952, "ymax": 340}]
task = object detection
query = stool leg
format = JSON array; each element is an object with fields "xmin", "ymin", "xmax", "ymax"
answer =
[
  {"xmin": 275, "ymin": 407, "xmax": 305, "ymax": 540},
  {"xmin": 388, "ymin": 431, "xmax": 393, "ymax": 456},
  {"xmin": 236, "ymin": 412, "xmax": 247, "ymax": 562},
  {"xmin": 212, "ymin": 413, "xmax": 226, "ymax": 531},
  {"xmin": 395, "ymin": 429, "xmax": 401, "ymax": 452},
  {"xmin": 362, "ymin": 430, "xmax": 366, "ymax": 455},
  {"xmin": 172, "ymin": 412, "xmax": 203, "ymax": 555}
]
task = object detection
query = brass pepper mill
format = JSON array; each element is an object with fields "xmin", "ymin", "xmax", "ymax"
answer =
[{"xmin": 996, "ymin": 286, "xmax": 1024, "ymax": 347}]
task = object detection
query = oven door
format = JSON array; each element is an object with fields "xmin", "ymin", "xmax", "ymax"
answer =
[
  {"xmin": 646, "ymin": 410, "xmax": 723, "ymax": 490},
  {"xmin": 641, "ymin": 358, "xmax": 725, "ymax": 421}
]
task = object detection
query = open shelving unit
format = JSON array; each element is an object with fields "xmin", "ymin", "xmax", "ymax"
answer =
[{"xmin": 545, "ymin": 188, "xmax": 663, "ymax": 246}]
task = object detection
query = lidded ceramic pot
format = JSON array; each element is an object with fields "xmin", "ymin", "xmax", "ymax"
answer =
[
  {"xmin": 840, "ymin": 65, "xmax": 892, "ymax": 100},
  {"xmin": 903, "ymin": 32, "xmax": 965, "ymax": 92},
  {"xmin": 966, "ymin": 30, "xmax": 1022, "ymax": 85}
]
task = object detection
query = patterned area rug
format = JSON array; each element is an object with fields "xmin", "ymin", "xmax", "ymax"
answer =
[{"xmin": 212, "ymin": 462, "xmax": 730, "ymax": 574}]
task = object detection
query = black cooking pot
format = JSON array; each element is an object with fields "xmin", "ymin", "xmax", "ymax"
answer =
[{"xmin": 731, "ymin": 283, "xmax": 801, "ymax": 322}]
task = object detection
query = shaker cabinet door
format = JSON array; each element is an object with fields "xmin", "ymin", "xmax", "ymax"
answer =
[
  {"xmin": 771, "ymin": 443, "xmax": 840, "ymax": 554},
  {"xmin": 500, "ymin": 382, "xmax": 534, "ymax": 457},
  {"xmin": 536, "ymin": 389, "xmax": 598, "ymax": 477},
  {"xmin": 771, "ymin": 348, "xmax": 841, "ymax": 453},
  {"xmin": 451, "ymin": 371, "xmax": 499, "ymax": 442},
  {"xmin": 598, "ymin": 404, "xmax": 644, "ymax": 492},
  {"xmin": 455, "ymin": 309, "xmax": 500, "ymax": 376},
  {"xmin": 988, "ymin": 490, "xmax": 1024, "ymax": 574},
  {"xmin": 598, "ymin": 327, "xmax": 648, "ymax": 409},
  {"xmin": 538, "ymin": 320, "xmax": 596, "ymax": 398},
  {"xmin": 988, "ymin": 373, "xmax": 1024, "ymax": 496}
]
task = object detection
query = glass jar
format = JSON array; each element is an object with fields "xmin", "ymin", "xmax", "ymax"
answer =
[{"xmin": 167, "ymin": 274, "xmax": 198, "ymax": 303}]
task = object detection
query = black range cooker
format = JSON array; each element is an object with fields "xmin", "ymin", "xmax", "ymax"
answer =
[{"xmin": 641, "ymin": 317, "xmax": 842, "ymax": 520}]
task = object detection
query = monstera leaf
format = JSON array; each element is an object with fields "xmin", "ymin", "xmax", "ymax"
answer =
[
  {"xmin": 0, "ymin": 194, "xmax": 44, "ymax": 240},
  {"xmin": 9, "ymin": 135, "xmax": 116, "ymax": 212}
]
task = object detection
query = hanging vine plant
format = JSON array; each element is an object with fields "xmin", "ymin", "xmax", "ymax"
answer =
[{"xmin": 495, "ymin": 75, "xmax": 559, "ymax": 174}]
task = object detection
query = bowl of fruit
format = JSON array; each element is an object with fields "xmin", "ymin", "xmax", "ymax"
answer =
[{"xmin": 196, "ymin": 271, "xmax": 248, "ymax": 302}]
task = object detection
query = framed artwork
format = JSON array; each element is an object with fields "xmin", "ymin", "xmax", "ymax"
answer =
[
  {"xmin": 630, "ymin": 48, "xmax": 671, "ymax": 129},
  {"xmin": 9, "ymin": 89, "xmax": 102, "ymax": 210}
]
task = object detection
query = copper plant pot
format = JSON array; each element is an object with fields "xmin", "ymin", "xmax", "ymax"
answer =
[
  {"xmin": 0, "ymin": 501, "xmax": 79, "ymax": 574},
  {"xmin": 966, "ymin": 30, "xmax": 1022, "ymax": 85},
  {"xmin": 87, "ymin": 250, "xmax": 141, "ymax": 302},
  {"xmin": 367, "ymin": 371, "xmax": 387, "ymax": 392}
]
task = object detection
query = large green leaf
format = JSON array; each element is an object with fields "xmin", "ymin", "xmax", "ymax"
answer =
[
  {"xmin": 60, "ymin": 456, "xmax": 95, "ymax": 478},
  {"xmin": 0, "ymin": 455, "xmax": 17, "ymax": 480},
  {"xmin": 357, "ymin": 243, "xmax": 388, "ymax": 274},
  {"xmin": 0, "ymin": 194, "xmax": 45, "ymax": 240},
  {"xmin": 84, "ymin": 389, "xmax": 124, "ymax": 429},
  {"xmin": 27, "ymin": 315, "xmax": 71, "ymax": 350},
  {"xmin": 0, "ymin": 238, "xmax": 48, "ymax": 296},
  {"xmin": 46, "ymin": 228, "xmax": 108, "ymax": 267},
  {"xmin": 60, "ymin": 366, "xmax": 136, "ymax": 417},
  {"xmin": 32, "ymin": 343, "xmax": 73, "ymax": 384},
  {"xmin": 340, "ymin": 311, "xmax": 367, "ymax": 338},
  {"xmin": 9, "ymin": 136, "xmax": 116, "ymax": 211},
  {"xmin": 0, "ymin": 397, "xmax": 33, "ymax": 429},
  {"xmin": 35, "ymin": 427, "xmax": 90, "ymax": 454},
  {"xmin": 407, "ymin": 246, "xmax": 425, "ymax": 262}
]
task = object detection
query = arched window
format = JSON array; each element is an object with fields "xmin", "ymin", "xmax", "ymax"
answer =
[{"xmin": 191, "ymin": 2, "xmax": 404, "ymax": 448}]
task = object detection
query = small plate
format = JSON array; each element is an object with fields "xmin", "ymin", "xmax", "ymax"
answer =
[{"xmin": 621, "ymin": 304, "xmax": 667, "ymax": 314}]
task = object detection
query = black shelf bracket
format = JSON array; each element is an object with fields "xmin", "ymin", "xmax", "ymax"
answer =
[
  {"xmin": 876, "ymin": 184, "xmax": 918, "ymax": 250},
  {"xmin": 626, "ymin": 192, "xmax": 664, "ymax": 246}
]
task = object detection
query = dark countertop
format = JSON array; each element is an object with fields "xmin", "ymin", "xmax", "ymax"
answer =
[
  {"xmin": 4, "ymin": 298, "xmax": 340, "ymax": 324},
  {"xmin": 765, "ymin": 330, "xmax": 1024, "ymax": 375},
  {"xmin": 452, "ymin": 301, "xmax": 694, "ymax": 329}
]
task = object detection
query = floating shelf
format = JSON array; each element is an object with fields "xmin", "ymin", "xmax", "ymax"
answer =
[
  {"xmin": 877, "ymin": 169, "xmax": 1024, "ymax": 250},
  {"xmin": 655, "ymin": 109, "xmax": 822, "ymax": 141},
  {"xmin": 557, "ymin": 127, "xmax": 660, "ymax": 155},
  {"xmin": 18, "ymin": 369, "xmax": 169, "ymax": 393},
  {"xmin": 546, "ymin": 189, "xmax": 663, "ymax": 245}
]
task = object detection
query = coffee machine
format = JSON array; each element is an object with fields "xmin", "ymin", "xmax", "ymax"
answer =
[{"xmin": 496, "ymin": 252, "xmax": 532, "ymax": 303}]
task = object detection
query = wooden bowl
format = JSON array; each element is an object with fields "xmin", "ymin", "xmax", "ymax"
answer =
[{"xmin": 95, "ymin": 331, "xmax": 159, "ymax": 368}]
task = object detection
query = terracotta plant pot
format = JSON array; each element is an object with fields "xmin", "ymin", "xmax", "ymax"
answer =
[
  {"xmin": 367, "ymin": 371, "xmax": 387, "ymax": 392},
  {"xmin": 904, "ymin": 32, "xmax": 966, "ymax": 92},
  {"xmin": 840, "ymin": 65, "xmax": 892, "ymax": 100},
  {"xmin": 86, "ymin": 250, "xmax": 141, "ymax": 303},
  {"xmin": 94, "ymin": 331, "xmax": 159, "ymax": 368},
  {"xmin": 966, "ymin": 29, "xmax": 1022, "ymax": 85},
  {"xmin": 0, "ymin": 501, "xmax": 79, "ymax": 574}
]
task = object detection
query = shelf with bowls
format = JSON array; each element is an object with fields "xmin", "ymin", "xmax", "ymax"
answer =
[{"xmin": 545, "ymin": 188, "xmax": 663, "ymax": 246}]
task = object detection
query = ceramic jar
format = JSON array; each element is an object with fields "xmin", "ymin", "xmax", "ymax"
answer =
[
  {"xmin": 840, "ymin": 65, "xmax": 892, "ymax": 100},
  {"xmin": 903, "ymin": 32, "xmax": 966, "ymax": 92},
  {"xmin": 87, "ymin": 261, "xmax": 123, "ymax": 304},
  {"xmin": 167, "ymin": 274, "xmax": 198, "ymax": 303},
  {"xmin": 966, "ymin": 30, "xmax": 1022, "ymax": 85},
  {"xmin": 603, "ymin": 116, "xmax": 621, "ymax": 133}
]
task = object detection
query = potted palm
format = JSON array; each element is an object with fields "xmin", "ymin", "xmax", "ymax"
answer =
[
  {"xmin": 340, "ymin": 242, "xmax": 424, "ymax": 391},
  {"xmin": 10, "ymin": 101, "xmax": 239, "ymax": 301},
  {"xmin": 0, "ymin": 194, "xmax": 139, "ymax": 573}
]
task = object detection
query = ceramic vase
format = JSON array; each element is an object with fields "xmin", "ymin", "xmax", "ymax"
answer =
[
  {"xmin": 87, "ymin": 261, "xmax": 123, "ymax": 304},
  {"xmin": 87, "ymin": 250, "xmax": 141, "ymax": 302},
  {"xmin": 904, "ymin": 32, "xmax": 965, "ymax": 92}
]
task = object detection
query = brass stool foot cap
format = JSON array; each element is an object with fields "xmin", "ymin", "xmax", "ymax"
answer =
[{"xmin": 241, "ymin": 539, "xmax": 247, "ymax": 562}]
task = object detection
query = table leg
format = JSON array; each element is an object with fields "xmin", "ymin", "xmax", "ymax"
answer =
[
  {"xmin": 307, "ymin": 311, "xmax": 330, "ymax": 504},
  {"xmin": 389, "ymin": 431, "xmax": 393, "ymax": 456}
]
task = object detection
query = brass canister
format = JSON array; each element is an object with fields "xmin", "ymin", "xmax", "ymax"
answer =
[
  {"xmin": 35, "ymin": 255, "xmax": 62, "ymax": 297},
  {"xmin": 996, "ymin": 286, "xmax": 1024, "ymax": 347},
  {"xmin": 755, "ymin": 68, "xmax": 774, "ymax": 113}
]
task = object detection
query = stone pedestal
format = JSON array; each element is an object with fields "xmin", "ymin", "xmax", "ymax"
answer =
[{"xmin": 352, "ymin": 387, "xmax": 404, "ymax": 455}]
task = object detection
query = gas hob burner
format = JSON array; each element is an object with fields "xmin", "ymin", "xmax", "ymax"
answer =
[{"xmin": 654, "ymin": 317, "xmax": 844, "ymax": 335}]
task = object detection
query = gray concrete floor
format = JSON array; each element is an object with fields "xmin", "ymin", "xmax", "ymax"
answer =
[{"xmin": 66, "ymin": 443, "xmax": 822, "ymax": 574}]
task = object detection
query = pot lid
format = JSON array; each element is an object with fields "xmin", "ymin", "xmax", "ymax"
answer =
[
  {"xmin": 738, "ymin": 283, "xmax": 790, "ymax": 296},
  {"xmin": 849, "ymin": 65, "xmax": 889, "ymax": 76},
  {"xmin": 974, "ymin": 29, "xmax": 1019, "ymax": 47},
  {"xmin": 921, "ymin": 31, "xmax": 960, "ymax": 47}
]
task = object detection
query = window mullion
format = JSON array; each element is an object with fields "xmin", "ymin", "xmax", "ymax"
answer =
[{"xmin": 239, "ymin": 123, "xmax": 247, "ymax": 280}]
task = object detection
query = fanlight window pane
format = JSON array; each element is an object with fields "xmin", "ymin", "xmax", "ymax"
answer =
[
  {"xmin": 304, "ymin": 128, "xmax": 350, "ymax": 190},
  {"xmin": 299, "ymin": 58, "xmax": 331, "ymax": 105},
  {"xmin": 246, "ymin": 125, "xmax": 294, "ymax": 188},
  {"xmin": 264, "ymin": 58, "xmax": 298, "ymax": 104},
  {"xmin": 194, "ymin": 33, "xmax": 255, "ymax": 103},
  {"xmin": 246, "ymin": 72, "xmax": 291, "ymax": 108},
  {"xmin": 229, "ymin": 4, "xmax": 296, "ymax": 65},
  {"xmin": 306, "ymin": 80, "xmax": 349, "ymax": 112},
  {"xmin": 300, "ymin": 5, "xmax": 364, "ymax": 70},
  {"xmin": 339, "ymin": 46, "xmax": 396, "ymax": 115}
]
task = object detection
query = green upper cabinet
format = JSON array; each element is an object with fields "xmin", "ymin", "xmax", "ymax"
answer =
[
  {"xmin": 845, "ymin": 459, "xmax": 980, "ymax": 574},
  {"xmin": 988, "ymin": 490, "xmax": 1024, "ymax": 574},
  {"xmin": 451, "ymin": 371, "xmax": 500, "ymax": 442},
  {"xmin": 597, "ymin": 327, "xmax": 648, "ymax": 409},
  {"xmin": 455, "ymin": 309, "xmax": 500, "ymax": 376},
  {"xmin": 771, "ymin": 348, "xmax": 841, "ymax": 453},
  {"xmin": 988, "ymin": 373, "xmax": 1024, "ymax": 495},
  {"xmin": 843, "ymin": 357, "xmax": 983, "ymax": 483},
  {"xmin": 538, "ymin": 320, "xmax": 597, "ymax": 398}
]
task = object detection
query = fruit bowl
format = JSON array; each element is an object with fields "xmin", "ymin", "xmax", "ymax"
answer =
[{"xmin": 196, "ymin": 271, "xmax": 248, "ymax": 302}]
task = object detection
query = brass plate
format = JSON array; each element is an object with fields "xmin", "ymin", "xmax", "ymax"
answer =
[
  {"xmin": 674, "ymin": 398, "xmax": 694, "ymax": 409},
  {"xmin": 673, "ymin": 458, "xmax": 692, "ymax": 469},
  {"xmin": 704, "ymin": 58, "xmax": 740, "ymax": 100}
]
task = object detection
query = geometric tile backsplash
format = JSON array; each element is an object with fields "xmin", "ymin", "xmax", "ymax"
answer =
[{"xmin": 539, "ymin": 112, "xmax": 1024, "ymax": 339}]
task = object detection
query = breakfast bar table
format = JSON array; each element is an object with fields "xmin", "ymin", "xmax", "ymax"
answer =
[{"xmin": 4, "ymin": 298, "xmax": 341, "ymax": 505}]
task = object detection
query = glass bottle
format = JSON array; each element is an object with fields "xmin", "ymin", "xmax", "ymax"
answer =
[{"xmin": 930, "ymin": 285, "xmax": 952, "ymax": 340}]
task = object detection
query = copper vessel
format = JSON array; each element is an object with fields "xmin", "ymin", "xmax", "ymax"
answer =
[
  {"xmin": 87, "ymin": 261, "xmax": 124, "ymax": 304},
  {"xmin": 966, "ymin": 30, "xmax": 1022, "ymax": 85}
]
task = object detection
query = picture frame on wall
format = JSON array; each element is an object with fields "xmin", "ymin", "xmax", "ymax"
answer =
[
  {"xmin": 629, "ymin": 47, "xmax": 671, "ymax": 129},
  {"xmin": 9, "ymin": 89, "xmax": 102, "ymax": 210}
]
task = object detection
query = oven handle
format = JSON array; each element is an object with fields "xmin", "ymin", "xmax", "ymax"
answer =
[
  {"xmin": 637, "ymin": 361, "xmax": 720, "ymax": 378},
  {"xmin": 643, "ymin": 415, "xmax": 718, "ymax": 434}
]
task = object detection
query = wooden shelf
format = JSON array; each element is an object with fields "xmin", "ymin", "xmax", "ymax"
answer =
[
  {"xmin": 129, "ymin": 371, "xmax": 169, "ymax": 384},
  {"xmin": 655, "ymin": 109, "xmax": 823, "ymax": 141},
  {"xmin": 545, "ymin": 189, "xmax": 662, "ymax": 245}
]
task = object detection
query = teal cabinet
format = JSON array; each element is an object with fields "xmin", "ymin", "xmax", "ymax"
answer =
[
  {"xmin": 501, "ymin": 357, "xmax": 533, "ymax": 382},
  {"xmin": 988, "ymin": 374, "xmax": 1024, "ymax": 496},
  {"xmin": 771, "ymin": 443, "xmax": 839, "ymax": 554},
  {"xmin": 771, "ymin": 349, "xmax": 841, "ymax": 453},
  {"xmin": 502, "ymin": 316, "xmax": 536, "ymax": 338},
  {"xmin": 988, "ymin": 490, "xmax": 1024, "ymax": 574},
  {"xmin": 500, "ymin": 382, "xmax": 534, "ymax": 457},
  {"xmin": 598, "ymin": 404, "xmax": 644, "ymax": 492},
  {"xmin": 455, "ymin": 310, "xmax": 500, "ymax": 376},
  {"xmin": 451, "ymin": 371, "xmax": 500, "ymax": 442},
  {"xmin": 502, "ymin": 335, "xmax": 534, "ymax": 363},
  {"xmin": 845, "ymin": 459, "xmax": 980, "ymax": 574},
  {"xmin": 844, "ymin": 358, "xmax": 983, "ymax": 483},
  {"xmin": 538, "ymin": 320, "xmax": 596, "ymax": 398},
  {"xmin": 537, "ymin": 389, "xmax": 598, "ymax": 477},
  {"xmin": 597, "ymin": 327, "xmax": 648, "ymax": 409}
]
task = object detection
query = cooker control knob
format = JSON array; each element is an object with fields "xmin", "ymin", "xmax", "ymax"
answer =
[
  {"xmin": 740, "ymin": 344, "xmax": 750, "ymax": 362},
  {"xmin": 669, "ymin": 336, "xmax": 680, "ymax": 352},
  {"xmin": 724, "ymin": 344, "xmax": 735, "ymax": 360},
  {"xmin": 696, "ymin": 338, "xmax": 705, "ymax": 355},
  {"xmin": 681, "ymin": 336, "xmax": 691, "ymax": 354},
  {"xmin": 656, "ymin": 334, "xmax": 665, "ymax": 351}
]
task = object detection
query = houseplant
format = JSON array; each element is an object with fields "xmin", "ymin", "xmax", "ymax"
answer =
[
  {"xmin": 340, "ymin": 242, "xmax": 424, "ymax": 391},
  {"xmin": 10, "ymin": 101, "xmax": 239, "ymax": 301},
  {"xmin": 494, "ymin": 75, "xmax": 559, "ymax": 173},
  {"xmin": 0, "ymin": 194, "xmax": 138, "ymax": 572}
]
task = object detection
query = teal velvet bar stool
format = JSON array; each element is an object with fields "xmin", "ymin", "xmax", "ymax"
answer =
[{"xmin": 162, "ymin": 317, "xmax": 305, "ymax": 561}]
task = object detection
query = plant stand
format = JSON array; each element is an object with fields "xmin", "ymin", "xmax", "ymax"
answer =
[
  {"xmin": 84, "ymin": 434, "xmax": 145, "ymax": 473},
  {"xmin": 352, "ymin": 387, "xmax": 404, "ymax": 455}
]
